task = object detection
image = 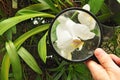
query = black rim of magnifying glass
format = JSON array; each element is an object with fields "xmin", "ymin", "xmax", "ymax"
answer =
[{"xmin": 49, "ymin": 7, "xmax": 103, "ymax": 63}]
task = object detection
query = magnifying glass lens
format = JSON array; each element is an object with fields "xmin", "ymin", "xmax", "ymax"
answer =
[{"xmin": 50, "ymin": 8, "xmax": 101, "ymax": 62}]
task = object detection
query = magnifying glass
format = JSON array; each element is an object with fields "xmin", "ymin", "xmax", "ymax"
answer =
[{"xmin": 49, "ymin": 8, "xmax": 102, "ymax": 62}]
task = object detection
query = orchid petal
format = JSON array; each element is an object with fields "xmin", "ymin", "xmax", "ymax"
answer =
[
  {"xmin": 57, "ymin": 16, "xmax": 75, "ymax": 25},
  {"xmin": 78, "ymin": 4, "xmax": 96, "ymax": 30},
  {"xmin": 72, "ymin": 24, "xmax": 95, "ymax": 40},
  {"xmin": 82, "ymin": 4, "xmax": 90, "ymax": 11},
  {"xmin": 56, "ymin": 16, "xmax": 75, "ymax": 44},
  {"xmin": 56, "ymin": 28, "xmax": 72, "ymax": 46},
  {"xmin": 78, "ymin": 11, "xmax": 96, "ymax": 30},
  {"xmin": 60, "ymin": 51, "xmax": 72, "ymax": 60},
  {"xmin": 57, "ymin": 16, "xmax": 76, "ymax": 37}
]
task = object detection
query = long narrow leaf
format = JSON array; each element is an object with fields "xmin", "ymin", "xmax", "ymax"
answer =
[
  {"xmin": 1, "ymin": 24, "xmax": 49, "ymax": 80},
  {"xmin": 97, "ymin": 3, "xmax": 111, "ymax": 22},
  {"xmin": 53, "ymin": 67, "xmax": 66, "ymax": 80},
  {"xmin": 38, "ymin": 0, "xmax": 59, "ymax": 13},
  {"xmin": 38, "ymin": 32, "xmax": 48, "ymax": 63},
  {"xmin": 14, "ymin": 24, "xmax": 50, "ymax": 49},
  {"xmin": 5, "ymin": 41, "xmax": 22, "ymax": 80},
  {"xmin": 16, "ymin": 3, "xmax": 50, "ymax": 15},
  {"xmin": 48, "ymin": 61, "xmax": 68, "ymax": 71},
  {"xmin": 65, "ymin": 0, "xmax": 74, "ymax": 6},
  {"xmin": 1, "ymin": 54, "xmax": 10, "ymax": 80},
  {"xmin": 18, "ymin": 47, "xmax": 42, "ymax": 74},
  {"xmin": 67, "ymin": 69, "xmax": 72, "ymax": 80},
  {"xmin": 0, "ymin": 13, "xmax": 54, "ymax": 35},
  {"xmin": 89, "ymin": 0, "xmax": 104, "ymax": 14}
]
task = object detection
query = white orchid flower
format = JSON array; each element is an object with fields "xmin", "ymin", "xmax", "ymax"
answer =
[
  {"xmin": 78, "ymin": 4, "xmax": 96, "ymax": 30},
  {"xmin": 54, "ymin": 4, "xmax": 97, "ymax": 60},
  {"xmin": 55, "ymin": 15, "xmax": 95, "ymax": 60},
  {"xmin": 82, "ymin": 4, "xmax": 90, "ymax": 11},
  {"xmin": 56, "ymin": 16, "xmax": 84, "ymax": 60}
]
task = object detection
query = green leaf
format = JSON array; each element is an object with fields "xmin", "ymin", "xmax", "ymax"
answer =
[
  {"xmin": 14, "ymin": 24, "xmax": 50, "ymax": 49},
  {"xmin": 67, "ymin": 68, "xmax": 72, "ymax": 80},
  {"xmin": 5, "ymin": 40, "xmax": 22, "ymax": 80},
  {"xmin": 18, "ymin": 47, "xmax": 42, "ymax": 74},
  {"xmin": 50, "ymin": 20, "xmax": 59, "ymax": 43},
  {"xmin": 4, "ymin": 26, "xmax": 16, "ymax": 40},
  {"xmin": 38, "ymin": 32, "xmax": 48, "ymax": 63},
  {"xmin": 38, "ymin": 0, "xmax": 59, "ymax": 13},
  {"xmin": 48, "ymin": 61, "xmax": 68, "ymax": 71},
  {"xmin": 100, "ymin": 3, "xmax": 111, "ymax": 14},
  {"xmin": 58, "ymin": 0, "xmax": 66, "ymax": 8},
  {"xmin": 97, "ymin": 13, "xmax": 111, "ymax": 22},
  {"xmin": 4, "ymin": 29, "xmax": 13, "ymax": 40},
  {"xmin": 35, "ymin": 75, "xmax": 42, "ymax": 80},
  {"xmin": 89, "ymin": 0, "xmax": 104, "ymax": 14},
  {"xmin": 65, "ymin": 0, "xmax": 74, "ymax": 6},
  {"xmin": 1, "ymin": 24, "xmax": 49, "ymax": 80},
  {"xmin": 97, "ymin": 3, "xmax": 112, "ymax": 22},
  {"xmin": 1, "ymin": 54, "xmax": 10, "ymax": 80},
  {"xmin": 53, "ymin": 67, "xmax": 66, "ymax": 80},
  {"xmin": 0, "ymin": 12, "xmax": 54, "ymax": 35},
  {"xmin": 16, "ymin": 3, "xmax": 50, "ymax": 15}
]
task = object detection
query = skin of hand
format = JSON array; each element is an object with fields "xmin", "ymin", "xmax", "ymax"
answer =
[{"xmin": 85, "ymin": 48, "xmax": 120, "ymax": 80}]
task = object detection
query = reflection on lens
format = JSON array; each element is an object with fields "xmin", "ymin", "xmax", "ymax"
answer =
[{"xmin": 50, "ymin": 8, "xmax": 101, "ymax": 62}]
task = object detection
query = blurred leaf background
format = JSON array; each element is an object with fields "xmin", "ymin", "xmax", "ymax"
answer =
[{"xmin": 0, "ymin": 0, "xmax": 120, "ymax": 80}]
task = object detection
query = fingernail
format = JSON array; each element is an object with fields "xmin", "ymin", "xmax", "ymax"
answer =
[{"xmin": 94, "ymin": 48, "xmax": 105, "ymax": 57}]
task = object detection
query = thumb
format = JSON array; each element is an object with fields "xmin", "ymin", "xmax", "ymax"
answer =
[{"xmin": 94, "ymin": 48, "xmax": 118, "ymax": 68}]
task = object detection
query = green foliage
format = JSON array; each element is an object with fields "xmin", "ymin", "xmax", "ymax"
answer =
[
  {"xmin": 5, "ymin": 41, "xmax": 22, "ymax": 80},
  {"xmin": 38, "ymin": 0, "xmax": 60, "ymax": 13},
  {"xmin": 14, "ymin": 24, "xmax": 50, "ymax": 49},
  {"xmin": 89, "ymin": 0, "xmax": 104, "ymax": 14},
  {"xmin": 0, "ymin": 2, "xmax": 54, "ymax": 79},
  {"xmin": 0, "ymin": 12, "xmax": 54, "ymax": 35},
  {"xmin": 97, "ymin": 3, "xmax": 111, "ymax": 23},
  {"xmin": 38, "ymin": 32, "xmax": 48, "ymax": 63},
  {"xmin": 18, "ymin": 47, "xmax": 42, "ymax": 74},
  {"xmin": 0, "ymin": 0, "xmax": 120, "ymax": 80},
  {"xmin": 101, "ymin": 26, "xmax": 120, "ymax": 58},
  {"xmin": 16, "ymin": 3, "xmax": 50, "ymax": 15},
  {"xmin": 1, "ymin": 54, "xmax": 10, "ymax": 80},
  {"xmin": 47, "ymin": 61, "xmax": 92, "ymax": 80}
]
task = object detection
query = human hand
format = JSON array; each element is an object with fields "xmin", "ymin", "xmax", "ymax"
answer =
[{"xmin": 86, "ymin": 48, "xmax": 120, "ymax": 80}]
